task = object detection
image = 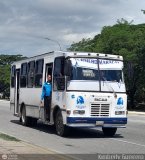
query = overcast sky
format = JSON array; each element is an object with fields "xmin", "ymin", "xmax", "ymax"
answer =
[{"xmin": 0, "ymin": 0, "xmax": 145, "ymax": 56}]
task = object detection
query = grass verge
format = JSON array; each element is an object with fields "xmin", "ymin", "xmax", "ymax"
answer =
[{"xmin": 0, "ymin": 133, "xmax": 20, "ymax": 141}]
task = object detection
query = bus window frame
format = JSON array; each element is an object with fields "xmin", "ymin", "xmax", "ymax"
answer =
[
  {"xmin": 20, "ymin": 63, "xmax": 27, "ymax": 88},
  {"xmin": 53, "ymin": 56, "xmax": 65, "ymax": 91},
  {"xmin": 11, "ymin": 65, "xmax": 16, "ymax": 88},
  {"xmin": 27, "ymin": 60, "xmax": 35, "ymax": 88},
  {"xmin": 35, "ymin": 59, "xmax": 44, "ymax": 88}
]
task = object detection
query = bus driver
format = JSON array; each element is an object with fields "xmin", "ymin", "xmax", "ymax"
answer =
[{"xmin": 40, "ymin": 75, "xmax": 52, "ymax": 121}]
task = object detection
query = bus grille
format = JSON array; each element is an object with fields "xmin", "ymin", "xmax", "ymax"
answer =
[{"xmin": 91, "ymin": 103, "xmax": 110, "ymax": 117}]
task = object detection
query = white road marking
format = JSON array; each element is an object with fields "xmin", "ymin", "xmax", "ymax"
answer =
[{"xmin": 111, "ymin": 138, "xmax": 145, "ymax": 148}]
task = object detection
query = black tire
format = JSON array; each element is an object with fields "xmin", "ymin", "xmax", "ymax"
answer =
[
  {"xmin": 19, "ymin": 117, "xmax": 22, "ymax": 123},
  {"xmin": 55, "ymin": 110, "xmax": 69, "ymax": 137},
  {"xmin": 102, "ymin": 127, "xmax": 117, "ymax": 137},
  {"xmin": 21, "ymin": 106, "xmax": 31, "ymax": 126}
]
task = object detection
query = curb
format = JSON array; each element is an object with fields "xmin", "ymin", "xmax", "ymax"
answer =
[
  {"xmin": 0, "ymin": 131, "xmax": 55, "ymax": 153},
  {"xmin": 0, "ymin": 100, "xmax": 10, "ymax": 102},
  {"xmin": 128, "ymin": 111, "xmax": 145, "ymax": 115},
  {"xmin": 0, "ymin": 131, "xmax": 76, "ymax": 160}
]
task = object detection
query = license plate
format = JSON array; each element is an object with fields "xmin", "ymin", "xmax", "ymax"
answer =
[{"xmin": 96, "ymin": 121, "xmax": 104, "ymax": 126}]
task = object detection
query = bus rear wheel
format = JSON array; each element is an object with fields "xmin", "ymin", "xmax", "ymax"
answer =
[
  {"xmin": 21, "ymin": 106, "xmax": 31, "ymax": 126},
  {"xmin": 55, "ymin": 110, "xmax": 69, "ymax": 137},
  {"xmin": 102, "ymin": 127, "xmax": 117, "ymax": 137}
]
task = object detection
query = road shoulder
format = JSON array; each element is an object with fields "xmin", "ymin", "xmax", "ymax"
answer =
[{"xmin": 0, "ymin": 133, "xmax": 75, "ymax": 160}]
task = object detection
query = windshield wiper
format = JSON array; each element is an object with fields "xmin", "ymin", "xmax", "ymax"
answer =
[{"xmin": 102, "ymin": 77, "xmax": 117, "ymax": 98}]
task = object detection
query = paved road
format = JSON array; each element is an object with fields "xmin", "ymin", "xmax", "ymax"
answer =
[{"xmin": 0, "ymin": 100, "xmax": 145, "ymax": 159}]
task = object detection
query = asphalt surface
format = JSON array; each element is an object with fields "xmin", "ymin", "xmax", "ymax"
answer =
[{"xmin": 0, "ymin": 100, "xmax": 145, "ymax": 160}]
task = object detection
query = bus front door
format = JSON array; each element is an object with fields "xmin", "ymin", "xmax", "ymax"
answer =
[{"xmin": 40, "ymin": 63, "xmax": 53, "ymax": 121}]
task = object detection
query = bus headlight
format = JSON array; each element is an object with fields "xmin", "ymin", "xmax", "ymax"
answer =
[
  {"xmin": 73, "ymin": 110, "xmax": 85, "ymax": 115},
  {"xmin": 115, "ymin": 111, "xmax": 125, "ymax": 115}
]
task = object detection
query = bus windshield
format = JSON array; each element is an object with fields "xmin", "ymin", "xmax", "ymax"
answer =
[
  {"xmin": 100, "ymin": 70, "xmax": 122, "ymax": 82},
  {"xmin": 71, "ymin": 67, "xmax": 99, "ymax": 80},
  {"xmin": 70, "ymin": 58, "xmax": 123, "ymax": 82}
]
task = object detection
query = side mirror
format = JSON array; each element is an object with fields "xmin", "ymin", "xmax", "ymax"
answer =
[{"xmin": 64, "ymin": 59, "xmax": 72, "ymax": 77}]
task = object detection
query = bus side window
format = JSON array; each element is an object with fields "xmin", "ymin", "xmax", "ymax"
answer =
[
  {"xmin": 35, "ymin": 59, "xmax": 44, "ymax": 87},
  {"xmin": 27, "ymin": 61, "xmax": 35, "ymax": 88},
  {"xmin": 20, "ymin": 63, "xmax": 27, "ymax": 88},
  {"xmin": 53, "ymin": 57, "xmax": 65, "ymax": 91},
  {"xmin": 11, "ymin": 65, "xmax": 16, "ymax": 88}
]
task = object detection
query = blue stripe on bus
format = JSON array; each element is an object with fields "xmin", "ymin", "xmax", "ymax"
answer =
[{"xmin": 67, "ymin": 117, "xmax": 127, "ymax": 124}]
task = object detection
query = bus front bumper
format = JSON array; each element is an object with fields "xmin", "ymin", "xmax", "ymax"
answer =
[{"xmin": 66, "ymin": 117, "xmax": 127, "ymax": 128}]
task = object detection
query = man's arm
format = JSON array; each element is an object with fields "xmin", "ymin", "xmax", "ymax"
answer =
[{"xmin": 41, "ymin": 84, "xmax": 45, "ymax": 102}]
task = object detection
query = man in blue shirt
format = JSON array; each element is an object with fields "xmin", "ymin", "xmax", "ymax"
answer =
[{"xmin": 41, "ymin": 75, "xmax": 52, "ymax": 121}]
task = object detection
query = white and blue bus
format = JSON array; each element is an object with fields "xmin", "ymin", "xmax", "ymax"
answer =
[{"xmin": 10, "ymin": 51, "xmax": 127, "ymax": 136}]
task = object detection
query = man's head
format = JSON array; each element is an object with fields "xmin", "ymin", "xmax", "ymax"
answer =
[{"xmin": 47, "ymin": 75, "xmax": 51, "ymax": 82}]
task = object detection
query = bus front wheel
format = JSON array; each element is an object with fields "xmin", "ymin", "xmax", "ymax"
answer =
[
  {"xmin": 55, "ymin": 110, "xmax": 69, "ymax": 137},
  {"xmin": 102, "ymin": 127, "xmax": 117, "ymax": 137}
]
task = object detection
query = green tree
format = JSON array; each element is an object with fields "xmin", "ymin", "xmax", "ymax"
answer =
[
  {"xmin": 0, "ymin": 54, "xmax": 26, "ymax": 98},
  {"xmin": 68, "ymin": 21, "xmax": 145, "ymax": 108}
]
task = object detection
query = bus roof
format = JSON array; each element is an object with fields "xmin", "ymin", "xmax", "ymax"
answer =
[{"xmin": 11, "ymin": 51, "xmax": 123, "ymax": 65}]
